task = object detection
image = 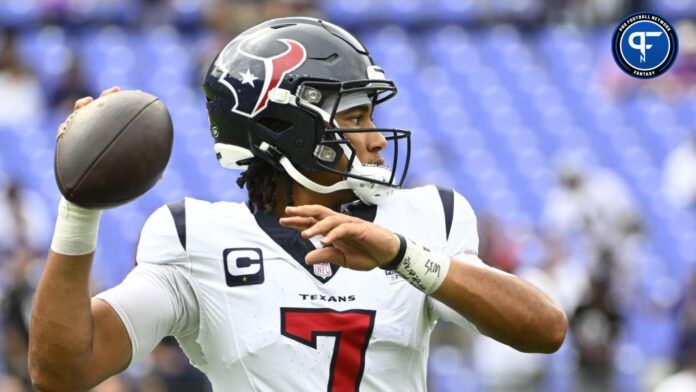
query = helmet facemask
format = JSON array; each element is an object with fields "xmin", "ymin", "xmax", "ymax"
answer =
[{"xmin": 283, "ymin": 78, "xmax": 411, "ymax": 204}]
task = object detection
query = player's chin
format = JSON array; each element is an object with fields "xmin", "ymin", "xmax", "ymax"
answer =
[{"xmin": 332, "ymin": 189, "xmax": 358, "ymax": 202}]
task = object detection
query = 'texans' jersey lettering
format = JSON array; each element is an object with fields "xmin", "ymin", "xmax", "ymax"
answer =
[{"xmin": 97, "ymin": 185, "xmax": 481, "ymax": 392}]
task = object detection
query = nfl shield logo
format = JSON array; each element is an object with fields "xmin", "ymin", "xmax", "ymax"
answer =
[{"xmin": 313, "ymin": 263, "xmax": 333, "ymax": 279}]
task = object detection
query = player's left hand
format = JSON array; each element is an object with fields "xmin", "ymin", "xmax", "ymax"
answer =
[{"xmin": 279, "ymin": 205, "xmax": 400, "ymax": 271}]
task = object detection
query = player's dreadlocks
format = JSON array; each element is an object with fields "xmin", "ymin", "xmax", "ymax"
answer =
[{"xmin": 236, "ymin": 158, "xmax": 294, "ymax": 213}]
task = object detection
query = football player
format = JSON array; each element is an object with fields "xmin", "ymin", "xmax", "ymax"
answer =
[{"xmin": 29, "ymin": 18, "xmax": 567, "ymax": 391}]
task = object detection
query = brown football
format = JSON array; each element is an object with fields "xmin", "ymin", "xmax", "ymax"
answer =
[{"xmin": 54, "ymin": 90, "xmax": 173, "ymax": 209}]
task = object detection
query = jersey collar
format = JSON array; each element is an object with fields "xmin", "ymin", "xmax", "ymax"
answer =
[
  {"xmin": 246, "ymin": 201, "xmax": 378, "ymax": 283},
  {"xmin": 247, "ymin": 201, "xmax": 340, "ymax": 283},
  {"xmin": 341, "ymin": 200, "xmax": 377, "ymax": 222}
]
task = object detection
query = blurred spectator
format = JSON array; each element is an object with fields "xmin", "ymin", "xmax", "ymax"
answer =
[
  {"xmin": 92, "ymin": 375, "xmax": 132, "ymax": 392},
  {"xmin": 0, "ymin": 375, "xmax": 25, "ymax": 392},
  {"xmin": 50, "ymin": 55, "xmax": 92, "ymax": 115},
  {"xmin": 655, "ymin": 368, "xmax": 696, "ymax": 392},
  {"xmin": 197, "ymin": 0, "xmax": 321, "ymax": 85},
  {"xmin": 675, "ymin": 270, "xmax": 696, "ymax": 371},
  {"xmin": 139, "ymin": 337, "xmax": 211, "ymax": 392},
  {"xmin": 546, "ymin": 0, "xmax": 629, "ymax": 24},
  {"xmin": 469, "ymin": 221, "xmax": 550, "ymax": 392},
  {"xmin": 202, "ymin": 0, "xmax": 262, "ymax": 37},
  {"xmin": 201, "ymin": 0, "xmax": 319, "ymax": 38},
  {"xmin": 541, "ymin": 232, "xmax": 588, "ymax": 313},
  {"xmin": 0, "ymin": 249, "xmax": 36, "ymax": 390},
  {"xmin": 139, "ymin": 0, "xmax": 178, "ymax": 26},
  {"xmin": 469, "ymin": 220, "xmax": 589, "ymax": 391},
  {"xmin": 0, "ymin": 180, "xmax": 49, "ymax": 390},
  {"xmin": 571, "ymin": 253, "xmax": 623, "ymax": 392},
  {"xmin": 196, "ymin": 1, "xmax": 264, "ymax": 88},
  {"xmin": 41, "ymin": 0, "xmax": 73, "ymax": 24},
  {"xmin": 542, "ymin": 166, "xmax": 643, "ymax": 271},
  {"xmin": 0, "ymin": 181, "xmax": 29, "ymax": 253},
  {"xmin": 0, "ymin": 180, "xmax": 52, "ymax": 254},
  {"xmin": 543, "ymin": 166, "xmax": 640, "ymax": 390},
  {"xmin": 662, "ymin": 135, "xmax": 696, "ymax": 209},
  {"xmin": 478, "ymin": 214, "xmax": 519, "ymax": 274},
  {"xmin": 543, "ymin": 165, "xmax": 641, "ymax": 250},
  {"xmin": 261, "ymin": 0, "xmax": 320, "ymax": 21},
  {"xmin": 0, "ymin": 29, "xmax": 45, "ymax": 127},
  {"xmin": 654, "ymin": 269, "xmax": 696, "ymax": 391}
]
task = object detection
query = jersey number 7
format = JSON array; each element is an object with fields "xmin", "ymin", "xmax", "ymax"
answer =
[{"xmin": 280, "ymin": 308, "xmax": 377, "ymax": 392}]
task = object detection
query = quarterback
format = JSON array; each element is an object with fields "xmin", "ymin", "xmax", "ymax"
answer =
[{"xmin": 29, "ymin": 18, "xmax": 567, "ymax": 392}]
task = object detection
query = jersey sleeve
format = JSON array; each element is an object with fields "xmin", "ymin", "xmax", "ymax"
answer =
[
  {"xmin": 428, "ymin": 188, "xmax": 484, "ymax": 331},
  {"xmin": 136, "ymin": 202, "xmax": 188, "ymax": 266},
  {"xmin": 94, "ymin": 202, "xmax": 199, "ymax": 366},
  {"xmin": 443, "ymin": 189, "xmax": 479, "ymax": 257}
]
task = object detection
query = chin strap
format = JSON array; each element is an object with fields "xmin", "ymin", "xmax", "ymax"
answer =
[
  {"xmin": 280, "ymin": 154, "xmax": 396, "ymax": 205},
  {"xmin": 271, "ymin": 143, "xmax": 395, "ymax": 204},
  {"xmin": 278, "ymin": 156, "xmax": 352, "ymax": 194}
]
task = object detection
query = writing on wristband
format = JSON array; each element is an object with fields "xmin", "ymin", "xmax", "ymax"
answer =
[{"xmin": 382, "ymin": 234, "xmax": 450, "ymax": 294}]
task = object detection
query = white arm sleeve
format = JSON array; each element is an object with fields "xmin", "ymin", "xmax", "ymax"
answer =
[
  {"xmin": 95, "ymin": 263, "xmax": 199, "ymax": 366},
  {"xmin": 428, "ymin": 189, "xmax": 485, "ymax": 330},
  {"xmin": 95, "ymin": 203, "xmax": 199, "ymax": 367}
]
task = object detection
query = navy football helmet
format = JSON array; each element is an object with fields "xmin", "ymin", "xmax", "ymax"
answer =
[{"xmin": 204, "ymin": 17, "xmax": 410, "ymax": 204}]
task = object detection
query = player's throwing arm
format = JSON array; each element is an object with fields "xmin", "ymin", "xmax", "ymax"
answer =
[{"xmin": 29, "ymin": 87, "xmax": 173, "ymax": 391}]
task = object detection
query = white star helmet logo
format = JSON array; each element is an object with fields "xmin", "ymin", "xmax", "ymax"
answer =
[{"xmin": 239, "ymin": 69, "xmax": 258, "ymax": 87}]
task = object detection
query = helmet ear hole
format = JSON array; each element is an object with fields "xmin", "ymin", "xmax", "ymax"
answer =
[{"xmin": 257, "ymin": 117, "xmax": 293, "ymax": 134}]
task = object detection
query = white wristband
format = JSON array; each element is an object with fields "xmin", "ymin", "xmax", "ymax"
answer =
[
  {"xmin": 386, "ymin": 235, "xmax": 451, "ymax": 294},
  {"xmin": 50, "ymin": 198, "xmax": 102, "ymax": 256}
]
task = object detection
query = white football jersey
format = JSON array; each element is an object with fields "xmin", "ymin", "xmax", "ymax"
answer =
[{"xmin": 97, "ymin": 185, "xmax": 481, "ymax": 392}]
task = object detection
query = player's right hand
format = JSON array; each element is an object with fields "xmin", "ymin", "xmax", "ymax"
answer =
[
  {"xmin": 57, "ymin": 86, "xmax": 121, "ymax": 138},
  {"xmin": 280, "ymin": 204, "xmax": 401, "ymax": 271}
]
